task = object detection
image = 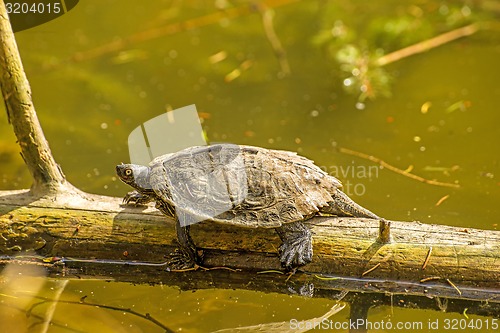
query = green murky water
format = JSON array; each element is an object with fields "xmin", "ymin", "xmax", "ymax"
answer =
[{"xmin": 1, "ymin": 0, "xmax": 499, "ymax": 331}]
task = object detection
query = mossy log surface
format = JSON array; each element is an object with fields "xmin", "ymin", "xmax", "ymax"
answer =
[{"xmin": 0, "ymin": 189, "xmax": 499, "ymax": 291}]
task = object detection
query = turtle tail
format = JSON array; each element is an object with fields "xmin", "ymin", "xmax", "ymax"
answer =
[{"xmin": 321, "ymin": 189, "xmax": 380, "ymax": 219}]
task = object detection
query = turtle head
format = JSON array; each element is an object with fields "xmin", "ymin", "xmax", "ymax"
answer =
[{"xmin": 116, "ymin": 164, "xmax": 151, "ymax": 190}]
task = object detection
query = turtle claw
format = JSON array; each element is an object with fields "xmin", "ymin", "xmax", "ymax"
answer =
[
  {"xmin": 276, "ymin": 221, "xmax": 313, "ymax": 271},
  {"xmin": 123, "ymin": 191, "xmax": 152, "ymax": 206},
  {"xmin": 167, "ymin": 248, "xmax": 202, "ymax": 271},
  {"xmin": 279, "ymin": 236, "xmax": 313, "ymax": 271}
]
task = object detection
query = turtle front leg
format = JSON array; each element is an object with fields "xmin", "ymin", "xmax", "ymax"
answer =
[
  {"xmin": 123, "ymin": 191, "xmax": 153, "ymax": 205},
  {"xmin": 168, "ymin": 220, "xmax": 203, "ymax": 270},
  {"xmin": 275, "ymin": 221, "xmax": 313, "ymax": 271}
]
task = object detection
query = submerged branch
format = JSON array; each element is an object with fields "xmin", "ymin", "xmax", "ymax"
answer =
[
  {"xmin": 24, "ymin": 294, "xmax": 175, "ymax": 333},
  {"xmin": 42, "ymin": 0, "xmax": 299, "ymax": 71},
  {"xmin": 376, "ymin": 23, "xmax": 480, "ymax": 66},
  {"xmin": 258, "ymin": 4, "xmax": 291, "ymax": 75},
  {"xmin": 338, "ymin": 147, "xmax": 460, "ymax": 189}
]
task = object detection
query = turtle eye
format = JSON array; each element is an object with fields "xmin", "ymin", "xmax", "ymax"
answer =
[{"xmin": 125, "ymin": 169, "xmax": 133, "ymax": 176}]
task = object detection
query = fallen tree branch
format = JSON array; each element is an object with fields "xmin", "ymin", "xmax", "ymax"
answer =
[
  {"xmin": 258, "ymin": 3, "xmax": 291, "ymax": 75},
  {"xmin": 0, "ymin": 190, "xmax": 498, "ymax": 289}
]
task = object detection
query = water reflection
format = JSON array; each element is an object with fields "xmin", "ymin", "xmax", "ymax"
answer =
[{"xmin": 1, "ymin": 259, "xmax": 498, "ymax": 332}]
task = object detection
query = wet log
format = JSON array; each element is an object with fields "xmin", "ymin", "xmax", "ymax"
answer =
[{"xmin": 1, "ymin": 189, "xmax": 499, "ymax": 291}]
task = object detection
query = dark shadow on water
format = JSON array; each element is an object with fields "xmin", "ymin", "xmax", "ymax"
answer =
[{"xmin": 1, "ymin": 256, "xmax": 499, "ymax": 329}]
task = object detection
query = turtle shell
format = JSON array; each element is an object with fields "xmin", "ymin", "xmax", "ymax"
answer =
[{"xmin": 148, "ymin": 144, "xmax": 342, "ymax": 228}]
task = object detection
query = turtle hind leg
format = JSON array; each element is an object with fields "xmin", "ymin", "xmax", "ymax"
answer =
[
  {"xmin": 275, "ymin": 221, "xmax": 313, "ymax": 271},
  {"xmin": 322, "ymin": 189, "xmax": 380, "ymax": 219},
  {"xmin": 168, "ymin": 221, "xmax": 203, "ymax": 270}
]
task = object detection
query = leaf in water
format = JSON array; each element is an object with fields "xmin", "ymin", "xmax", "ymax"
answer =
[{"xmin": 210, "ymin": 303, "xmax": 345, "ymax": 333}]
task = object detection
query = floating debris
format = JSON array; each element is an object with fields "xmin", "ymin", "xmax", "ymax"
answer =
[
  {"xmin": 209, "ymin": 50, "xmax": 228, "ymax": 64},
  {"xmin": 421, "ymin": 101, "xmax": 432, "ymax": 114},
  {"xmin": 362, "ymin": 262, "xmax": 381, "ymax": 277},
  {"xmin": 404, "ymin": 165, "xmax": 414, "ymax": 173},
  {"xmin": 244, "ymin": 130, "xmax": 255, "ymax": 137},
  {"xmin": 423, "ymin": 165, "xmax": 460, "ymax": 176},
  {"xmin": 224, "ymin": 60, "xmax": 254, "ymax": 82},
  {"xmin": 420, "ymin": 276, "xmax": 441, "ymax": 283},
  {"xmin": 446, "ymin": 278, "xmax": 462, "ymax": 295},
  {"xmin": 111, "ymin": 49, "xmax": 148, "ymax": 65},
  {"xmin": 314, "ymin": 274, "xmax": 340, "ymax": 281},
  {"xmin": 446, "ymin": 100, "xmax": 471, "ymax": 113},
  {"xmin": 257, "ymin": 270, "xmax": 284, "ymax": 275},
  {"xmin": 224, "ymin": 68, "xmax": 241, "ymax": 82},
  {"xmin": 435, "ymin": 194, "xmax": 450, "ymax": 207}
]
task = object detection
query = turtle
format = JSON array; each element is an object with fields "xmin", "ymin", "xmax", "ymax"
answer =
[{"xmin": 116, "ymin": 144, "xmax": 383, "ymax": 270}]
